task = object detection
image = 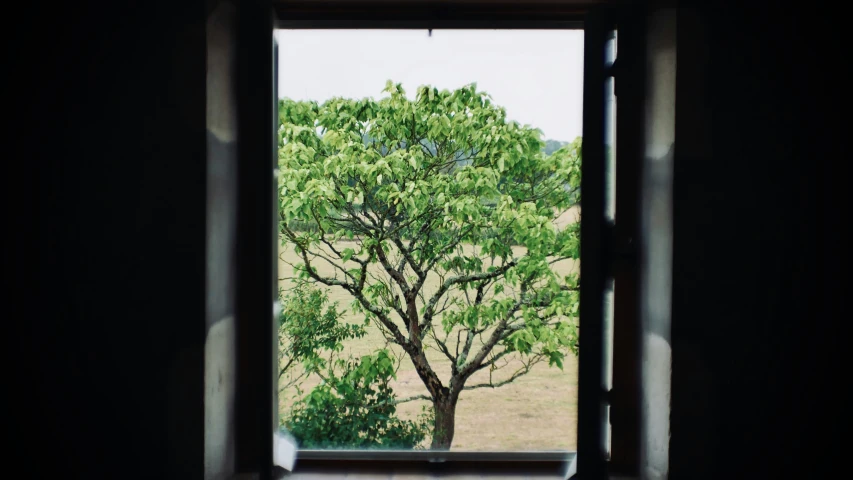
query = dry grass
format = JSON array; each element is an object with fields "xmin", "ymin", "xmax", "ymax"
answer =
[{"xmin": 278, "ymin": 207, "xmax": 580, "ymax": 451}]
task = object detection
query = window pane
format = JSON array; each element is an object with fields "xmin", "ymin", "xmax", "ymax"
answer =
[{"xmin": 275, "ymin": 29, "xmax": 584, "ymax": 452}]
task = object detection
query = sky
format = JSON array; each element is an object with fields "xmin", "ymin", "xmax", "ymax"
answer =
[{"xmin": 274, "ymin": 29, "xmax": 584, "ymax": 142}]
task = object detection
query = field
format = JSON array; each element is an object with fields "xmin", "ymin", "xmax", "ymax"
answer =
[{"xmin": 277, "ymin": 208, "xmax": 580, "ymax": 451}]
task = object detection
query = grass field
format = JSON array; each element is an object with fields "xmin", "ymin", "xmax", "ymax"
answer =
[{"xmin": 277, "ymin": 208, "xmax": 580, "ymax": 451}]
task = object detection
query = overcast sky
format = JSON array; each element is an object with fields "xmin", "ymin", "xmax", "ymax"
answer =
[{"xmin": 274, "ymin": 29, "xmax": 584, "ymax": 142}]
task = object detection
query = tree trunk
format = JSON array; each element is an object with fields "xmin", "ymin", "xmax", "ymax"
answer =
[{"xmin": 430, "ymin": 397, "xmax": 457, "ymax": 450}]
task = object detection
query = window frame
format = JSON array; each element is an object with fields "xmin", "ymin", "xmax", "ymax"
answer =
[{"xmin": 235, "ymin": 2, "xmax": 636, "ymax": 478}]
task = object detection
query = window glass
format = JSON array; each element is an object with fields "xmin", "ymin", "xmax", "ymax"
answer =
[{"xmin": 275, "ymin": 29, "xmax": 584, "ymax": 451}]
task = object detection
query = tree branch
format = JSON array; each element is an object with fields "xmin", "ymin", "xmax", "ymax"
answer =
[
  {"xmin": 389, "ymin": 235, "xmax": 427, "ymax": 288},
  {"xmin": 421, "ymin": 223, "xmax": 476, "ymax": 272},
  {"xmin": 419, "ymin": 260, "xmax": 517, "ymax": 335},
  {"xmin": 393, "ymin": 393, "xmax": 432, "ymax": 404},
  {"xmin": 373, "ymin": 242, "xmax": 410, "ymax": 296},
  {"xmin": 430, "ymin": 329, "xmax": 458, "ymax": 374},
  {"xmin": 462, "ymin": 355, "xmax": 544, "ymax": 391},
  {"xmin": 296, "ymin": 246, "xmax": 410, "ymax": 347},
  {"xmin": 472, "ymin": 348, "xmax": 515, "ymax": 373},
  {"xmin": 455, "ymin": 280, "xmax": 534, "ymax": 379}
]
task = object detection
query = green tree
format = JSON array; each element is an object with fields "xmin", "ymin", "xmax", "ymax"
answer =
[
  {"xmin": 285, "ymin": 349, "xmax": 433, "ymax": 449},
  {"xmin": 278, "ymin": 81, "xmax": 581, "ymax": 449},
  {"xmin": 277, "ymin": 283, "xmax": 365, "ymax": 390},
  {"xmin": 278, "ymin": 285, "xmax": 430, "ymax": 448}
]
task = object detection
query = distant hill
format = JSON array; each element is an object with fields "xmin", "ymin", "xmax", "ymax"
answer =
[{"xmin": 542, "ymin": 139, "xmax": 569, "ymax": 155}]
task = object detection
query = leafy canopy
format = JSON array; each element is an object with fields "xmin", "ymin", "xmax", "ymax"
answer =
[{"xmin": 277, "ymin": 81, "xmax": 581, "ymax": 401}]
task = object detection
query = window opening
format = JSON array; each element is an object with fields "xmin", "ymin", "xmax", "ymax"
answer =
[{"xmin": 274, "ymin": 28, "xmax": 585, "ymax": 453}]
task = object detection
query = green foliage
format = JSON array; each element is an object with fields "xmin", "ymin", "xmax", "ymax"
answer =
[
  {"xmin": 277, "ymin": 81, "xmax": 582, "ymax": 448},
  {"xmin": 279, "ymin": 285, "xmax": 428, "ymax": 448},
  {"xmin": 284, "ymin": 350, "xmax": 433, "ymax": 449},
  {"xmin": 278, "ymin": 284, "xmax": 365, "ymax": 385}
]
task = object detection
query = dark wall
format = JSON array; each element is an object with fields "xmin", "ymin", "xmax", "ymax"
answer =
[
  {"xmin": 5, "ymin": 2, "xmax": 848, "ymax": 479},
  {"xmin": 670, "ymin": 6, "xmax": 848, "ymax": 479},
  {"xmin": 7, "ymin": 2, "xmax": 208, "ymax": 478}
]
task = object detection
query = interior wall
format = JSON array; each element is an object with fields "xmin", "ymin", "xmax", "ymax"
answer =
[
  {"xmin": 6, "ymin": 2, "xmax": 849, "ymax": 479},
  {"xmin": 205, "ymin": 1, "xmax": 240, "ymax": 479},
  {"xmin": 638, "ymin": 7, "xmax": 676, "ymax": 480},
  {"xmin": 7, "ymin": 1, "xmax": 276, "ymax": 478},
  {"xmin": 7, "ymin": 2, "xmax": 209, "ymax": 478},
  {"xmin": 669, "ymin": 5, "xmax": 848, "ymax": 478}
]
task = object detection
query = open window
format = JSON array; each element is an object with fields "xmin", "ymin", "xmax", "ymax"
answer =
[
  {"xmin": 232, "ymin": 2, "xmax": 642, "ymax": 478},
  {"xmin": 275, "ymin": 26, "xmax": 584, "ymax": 454}
]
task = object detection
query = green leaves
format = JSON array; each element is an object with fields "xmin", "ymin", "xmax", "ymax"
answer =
[
  {"xmin": 547, "ymin": 351, "xmax": 565, "ymax": 370},
  {"xmin": 284, "ymin": 349, "xmax": 433, "ymax": 449},
  {"xmin": 278, "ymin": 284, "xmax": 365, "ymax": 378},
  {"xmin": 278, "ymin": 83, "xmax": 582, "ymax": 448},
  {"xmin": 280, "ymin": 287, "xmax": 432, "ymax": 449}
]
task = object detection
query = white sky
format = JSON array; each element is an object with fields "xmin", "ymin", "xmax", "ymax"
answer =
[{"xmin": 275, "ymin": 29, "xmax": 584, "ymax": 142}]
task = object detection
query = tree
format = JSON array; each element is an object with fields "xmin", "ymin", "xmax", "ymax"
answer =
[
  {"xmin": 278, "ymin": 285, "xmax": 431, "ymax": 448},
  {"xmin": 285, "ymin": 349, "xmax": 433, "ymax": 449},
  {"xmin": 277, "ymin": 81, "xmax": 581, "ymax": 449},
  {"xmin": 277, "ymin": 283, "xmax": 365, "ymax": 391}
]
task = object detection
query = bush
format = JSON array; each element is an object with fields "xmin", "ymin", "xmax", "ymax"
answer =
[
  {"xmin": 284, "ymin": 350, "xmax": 433, "ymax": 449},
  {"xmin": 278, "ymin": 284, "xmax": 365, "ymax": 384}
]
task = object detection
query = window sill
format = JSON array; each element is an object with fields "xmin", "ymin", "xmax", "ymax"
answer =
[{"xmin": 290, "ymin": 449, "xmax": 576, "ymax": 477}]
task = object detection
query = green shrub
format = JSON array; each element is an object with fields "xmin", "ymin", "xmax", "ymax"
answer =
[{"xmin": 284, "ymin": 350, "xmax": 433, "ymax": 449}]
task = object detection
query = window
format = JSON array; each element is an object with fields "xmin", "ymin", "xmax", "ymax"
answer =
[
  {"xmin": 275, "ymin": 28, "xmax": 584, "ymax": 455},
  {"xmin": 232, "ymin": 2, "xmax": 634, "ymax": 478}
]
